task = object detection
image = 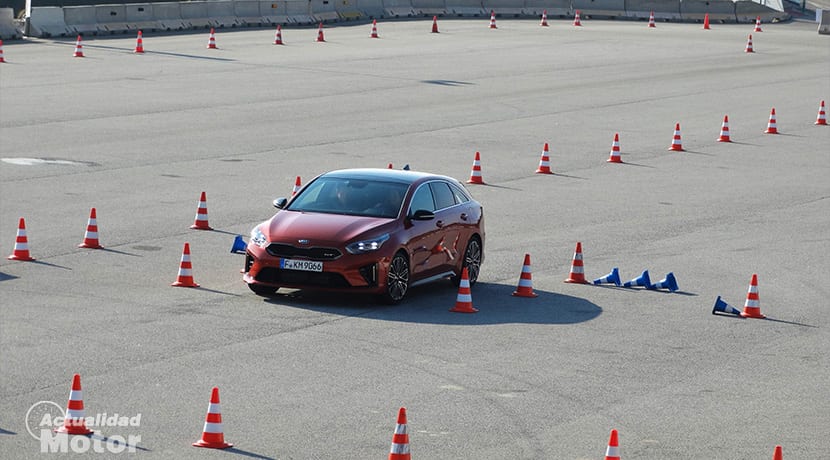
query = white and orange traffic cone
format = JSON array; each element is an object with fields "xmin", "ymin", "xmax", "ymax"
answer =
[
  {"xmin": 703, "ymin": 13, "xmax": 710, "ymax": 29},
  {"xmin": 0, "ymin": 39, "xmax": 6, "ymax": 63},
  {"xmin": 540, "ymin": 10, "xmax": 549, "ymax": 26},
  {"xmin": 291, "ymin": 176, "xmax": 302, "ymax": 196},
  {"xmin": 717, "ymin": 115, "xmax": 732, "ymax": 142},
  {"xmin": 604, "ymin": 429, "xmax": 620, "ymax": 460},
  {"xmin": 207, "ymin": 28, "xmax": 217, "ymax": 49},
  {"xmin": 190, "ymin": 191, "xmax": 213, "ymax": 230},
  {"xmin": 648, "ymin": 11, "xmax": 655, "ymax": 27},
  {"xmin": 772, "ymin": 445, "xmax": 783, "ymax": 460},
  {"xmin": 73, "ymin": 35, "xmax": 85, "ymax": 57},
  {"xmin": 371, "ymin": 19, "xmax": 379, "ymax": 38},
  {"xmin": 193, "ymin": 387, "xmax": 232, "ymax": 449},
  {"xmin": 754, "ymin": 15, "xmax": 762, "ymax": 32},
  {"xmin": 765, "ymin": 108, "xmax": 778, "ymax": 134},
  {"xmin": 745, "ymin": 34, "xmax": 754, "ymax": 53},
  {"xmin": 78, "ymin": 207, "xmax": 103, "ymax": 249},
  {"xmin": 55, "ymin": 374, "xmax": 93, "ymax": 435},
  {"xmin": 8, "ymin": 217, "xmax": 35, "ymax": 261},
  {"xmin": 607, "ymin": 133, "xmax": 622, "ymax": 163},
  {"xmin": 668, "ymin": 122, "xmax": 684, "ymax": 151},
  {"xmin": 489, "ymin": 10, "xmax": 497, "ymax": 29},
  {"xmin": 564, "ymin": 242, "xmax": 589, "ymax": 284},
  {"xmin": 741, "ymin": 273, "xmax": 765, "ymax": 318},
  {"xmin": 172, "ymin": 242, "xmax": 200, "ymax": 287},
  {"xmin": 536, "ymin": 142, "xmax": 553, "ymax": 174},
  {"xmin": 573, "ymin": 10, "xmax": 582, "ymax": 26},
  {"xmin": 134, "ymin": 30, "xmax": 145, "ymax": 53},
  {"xmin": 431, "ymin": 16, "xmax": 439, "ymax": 33},
  {"xmin": 450, "ymin": 267, "xmax": 478, "ymax": 313},
  {"xmin": 466, "ymin": 151, "xmax": 485, "ymax": 184},
  {"xmin": 274, "ymin": 24, "xmax": 284, "ymax": 45},
  {"xmin": 316, "ymin": 22, "xmax": 325, "ymax": 42},
  {"xmin": 388, "ymin": 407, "xmax": 411, "ymax": 460},
  {"xmin": 512, "ymin": 253, "xmax": 538, "ymax": 297},
  {"xmin": 817, "ymin": 100, "xmax": 827, "ymax": 125}
]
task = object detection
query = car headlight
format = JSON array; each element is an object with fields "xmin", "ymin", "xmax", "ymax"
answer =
[
  {"xmin": 250, "ymin": 227, "xmax": 269, "ymax": 248},
  {"xmin": 345, "ymin": 233, "xmax": 390, "ymax": 254}
]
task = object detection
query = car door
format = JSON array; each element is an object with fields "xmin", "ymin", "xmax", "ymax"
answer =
[
  {"xmin": 427, "ymin": 181, "xmax": 465, "ymax": 273},
  {"xmin": 405, "ymin": 183, "xmax": 447, "ymax": 279}
]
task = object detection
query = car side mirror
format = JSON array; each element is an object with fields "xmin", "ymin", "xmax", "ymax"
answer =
[
  {"xmin": 410, "ymin": 209, "xmax": 435, "ymax": 221},
  {"xmin": 273, "ymin": 197, "xmax": 288, "ymax": 209}
]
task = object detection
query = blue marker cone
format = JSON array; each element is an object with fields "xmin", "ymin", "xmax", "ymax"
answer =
[
  {"xmin": 712, "ymin": 296, "xmax": 742, "ymax": 316},
  {"xmin": 593, "ymin": 267, "xmax": 621, "ymax": 286},
  {"xmin": 623, "ymin": 270, "xmax": 651, "ymax": 288},
  {"xmin": 652, "ymin": 272, "xmax": 678, "ymax": 292},
  {"xmin": 230, "ymin": 235, "xmax": 247, "ymax": 254}
]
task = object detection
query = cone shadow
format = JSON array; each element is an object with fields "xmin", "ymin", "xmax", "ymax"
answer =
[
  {"xmin": 0, "ymin": 427, "xmax": 16, "ymax": 435},
  {"xmin": 762, "ymin": 316, "xmax": 818, "ymax": 328},
  {"xmin": 223, "ymin": 447, "xmax": 277, "ymax": 459},
  {"xmin": 0, "ymin": 272, "xmax": 19, "ymax": 282}
]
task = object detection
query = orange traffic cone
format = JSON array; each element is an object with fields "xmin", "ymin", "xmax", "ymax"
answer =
[
  {"xmin": 55, "ymin": 374, "xmax": 93, "ymax": 435},
  {"xmin": 564, "ymin": 242, "xmax": 589, "ymax": 284},
  {"xmin": 717, "ymin": 115, "xmax": 732, "ymax": 142},
  {"xmin": 607, "ymin": 133, "xmax": 622, "ymax": 163},
  {"xmin": 291, "ymin": 176, "xmax": 302, "ymax": 196},
  {"xmin": 193, "ymin": 387, "xmax": 232, "ymax": 449},
  {"xmin": 190, "ymin": 191, "xmax": 212, "ymax": 230},
  {"xmin": 371, "ymin": 19, "xmax": 379, "ymax": 38},
  {"xmin": 489, "ymin": 10, "xmax": 497, "ymax": 29},
  {"xmin": 388, "ymin": 407, "xmax": 411, "ymax": 460},
  {"xmin": 772, "ymin": 445, "xmax": 783, "ymax": 460},
  {"xmin": 450, "ymin": 267, "xmax": 478, "ymax": 313},
  {"xmin": 648, "ymin": 11, "xmax": 656, "ymax": 27},
  {"xmin": 817, "ymin": 100, "xmax": 827, "ymax": 125},
  {"xmin": 703, "ymin": 13, "xmax": 710, "ymax": 29},
  {"xmin": 78, "ymin": 207, "xmax": 103, "ymax": 249},
  {"xmin": 741, "ymin": 273, "xmax": 765, "ymax": 318},
  {"xmin": 668, "ymin": 122, "xmax": 684, "ymax": 151},
  {"xmin": 207, "ymin": 28, "xmax": 217, "ymax": 49},
  {"xmin": 134, "ymin": 30, "xmax": 145, "ymax": 53},
  {"xmin": 745, "ymin": 34, "xmax": 754, "ymax": 53},
  {"xmin": 604, "ymin": 429, "xmax": 620, "ymax": 460},
  {"xmin": 573, "ymin": 10, "xmax": 582, "ymax": 26},
  {"xmin": 316, "ymin": 23, "xmax": 325, "ymax": 42},
  {"xmin": 466, "ymin": 151, "xmax": 485, "ymax": 184},
  {"xmin": 7, "ymin": 217, "xmax": 34, "ymax": 261},
  {"xmin": 512, "ymin": 253, "xmax": 538, "ymax": 297},
  {"xmin": 765, "ymin": 108, "xmax": 778, "ymax": 134},
  {"xmin": 540, "ymin": 10, "xmax": 549, "ymax": 26},
  {"xmin": 73, "ymin": 35, "xmax": 85, "ymax": 57},
  {"xmin": 754, "ymin": 15, "xmax": 762, "ymax": 32},
  {"xmin": 274, "ymin": 24, "xmax": 284, "ymax": 45},
  {"xmin": 431, "ymin": 16, "xmax": 439, "ymax": 33},
  {"xmin": 0, "ymin": 39, "xmax": 6, "ymax": 63},
  {"xmin": 536, "ymin": 142, "xmax": 553, "ymax": 174},
  {"xmin": 172, "ymin": 242, "xmax": 200, "ymax": 287}
]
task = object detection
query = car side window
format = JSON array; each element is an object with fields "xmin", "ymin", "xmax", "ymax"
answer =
[
  {"xmin": 449, "ymin": 184, "xmax": 470, "ymax": 204},
  {"xmin": 430, "ymin": 182, "xmax": 456, "ymax": 210},
  {"xmin": 409, "ymin": 184, "xmax": 435, "ymax": 214}
]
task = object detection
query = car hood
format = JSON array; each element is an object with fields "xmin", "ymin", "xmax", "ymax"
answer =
[{"xmin": 265, "ymin": 211, "xmax": 391, "ymax": 246}]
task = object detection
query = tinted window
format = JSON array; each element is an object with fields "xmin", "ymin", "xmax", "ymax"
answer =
[
  {"xmin": 409, "ymin": 184, "xmax": 435, "ymax": 213},
  {"xmin": 430, "ymin": 182, "xmax": 456, "ymax": 210},
  {"xmin": 449, "ymin": 184, "xmax": 470, "ymax": 204}
]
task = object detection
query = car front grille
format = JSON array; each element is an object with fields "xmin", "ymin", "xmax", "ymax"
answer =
[
  {"xmin": 265, "ymin": 243, "xmax": 342, "ymax": 260},
  {"xmin": 254, "ymin": 267, "xmax": 350, "ymax": 288}
]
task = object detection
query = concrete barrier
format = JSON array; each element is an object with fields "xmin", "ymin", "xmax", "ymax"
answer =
[
  {"xmin": 259, "ymin": 1, "xmax": 291, "ymax": 24},
  {"xmin": 125, "ymin": 4, "xmax": 159, "ymax": 31},
  {"xmin": 0, "ymin": 7, "xmax": 22, "ymax": 39},
  {"xmin": 572, "ymin": 0, "xmax": 627, "ymax": 18},
  {"xmin": 28, "ymin": 6, "xmax": 69, "ymax": 37},
  {"xmin": 383, "ymin": 0, "xmax": 416, "ymax": 18},
  {"xmin": 523, "ymin": 0, "xmax": 571, "ymax": 18},
  {"xmin": 334, "ymin": 0, "xmax": 365, "ymax": 20},
  {"xmin": 152, "ymin": 2, "xmax": 186, "ymax": 30},
  {"xmin": 311, "ymin": 0, "xmax": 339, "ymax": 21},
  {"xmin": 285, "ymin": 0, "xmax": 314, "ymax": 24},
  {"xmin": 95, "ymin": 5, "xmax": 129, "ymax": 34},
  {"xmin": 680, "ymin": 0, "xmax": 736, "ymax": 21},
  {"xmin": 63, "ymin": 6, "xmax": 99, "ymax": 34},
  {"xmin": 180, "ymin": 1, "xmax": 212, "ymax": 28},
  {"xmin": 357, "ymin": 0, "xmax": 386, "ymax": 18},
  {"xmin": 820, "ymin": 9, "xmax": 829, "ymax": 35},
  {"xmin": 482, "ymin": 0, "xmax": 524, "ymax": 16},
  {"xmin": 624, "ymin": 0, "xmax": 681, "ymax": 20},
  {"xmin": 412, "ymin": 0, "xmax": 446, "ymax": 16},
  {"xmin": 207, "ymin": 0, "xmax": 241, "ymax": 27},
  {"xmin": 734, "ymin": 0, "xmax": 786, "ymax": 23},
  {"xmin": 234, "ymin": 0, "xmax": 265, "ymax": 25}
]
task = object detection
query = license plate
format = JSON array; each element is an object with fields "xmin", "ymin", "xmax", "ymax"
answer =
[{"xmin": 280, "ymin": 259, "xmax": 323, "ymax": 272}]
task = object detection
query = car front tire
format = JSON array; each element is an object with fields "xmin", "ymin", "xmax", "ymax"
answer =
[
  {"xmin": 452, "ymin": 236, "xmax": 482, "ymax": 287},
  {"xmin": 380, "ymin": 252, "xmax": 410, "ymax": 304}
]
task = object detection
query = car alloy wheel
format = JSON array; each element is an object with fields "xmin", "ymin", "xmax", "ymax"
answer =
[
  {"xmin": 453, "ymin": 236, "xmax": 482, "ymax": 286},
  {"xmin": 383, "ymin": 252, "xmax": 410, "ymax": 303}
]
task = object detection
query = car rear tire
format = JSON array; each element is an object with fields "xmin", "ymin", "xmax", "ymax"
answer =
[
  {"xmin": 248, "ymin": 283, "xmax": 278, "ymax": 297},
  {"xmin": 452, "ymin": 236, "xmax": 482, "ymax": 287},
  {"xmin": 380, "ymin": 252, "xmax": 410, "ymax": 304}
]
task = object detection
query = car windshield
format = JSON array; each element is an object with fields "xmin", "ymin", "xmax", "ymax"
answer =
[{"xmin": 287, "ymin": 177, "xmax": 409, "ymax": 218}]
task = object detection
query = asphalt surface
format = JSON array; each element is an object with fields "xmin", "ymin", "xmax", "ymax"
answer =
[{"xmin": 1, "ymin": 17, "xmax": 828, "ymax": 459}]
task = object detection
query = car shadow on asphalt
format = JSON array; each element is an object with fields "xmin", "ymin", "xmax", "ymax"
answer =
[{"xmin": 264, "ymin": 281, "xmax": 602, "ymax": 325}]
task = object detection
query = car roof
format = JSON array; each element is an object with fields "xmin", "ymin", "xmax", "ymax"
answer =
[{"xmin": 322, "ymin": 168, "xmax": 458, "ymax": 185}]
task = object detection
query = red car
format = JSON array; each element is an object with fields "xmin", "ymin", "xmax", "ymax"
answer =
[{"xmin": 243, "ymin": 168, "xmax": 485, "ymax": 303}]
